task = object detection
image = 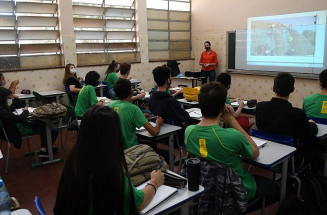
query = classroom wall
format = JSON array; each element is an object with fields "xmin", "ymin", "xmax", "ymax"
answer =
[
  {"xmin": 191, "ymin": 0, "xmax": 326, "ymax": 107},
  {"xmin": 1, "ymin": 0, "xmax": 195, "ymax": 97}
]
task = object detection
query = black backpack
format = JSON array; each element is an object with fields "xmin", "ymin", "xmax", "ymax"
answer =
[{"xmin": 277, "ymin": 174, "xmax": 327, "ymax": 215}]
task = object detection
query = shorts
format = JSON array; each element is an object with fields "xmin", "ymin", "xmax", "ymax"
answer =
[{"xmin": 237, "ymin": 116, "xmax": 250, "ymax": 131}]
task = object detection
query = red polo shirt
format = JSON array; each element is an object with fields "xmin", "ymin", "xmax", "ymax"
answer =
[{"xmin": 199, "ymin": 50, "xmax": 218, "ymax": 71}]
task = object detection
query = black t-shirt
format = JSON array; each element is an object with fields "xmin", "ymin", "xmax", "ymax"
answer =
[
  {"xmin": 65, "ymin": 77, "xmax": 82, "ymax": 95},
  {"xmin": 65, "ymin": 77, "xmax": 82, "ymax": 88}
]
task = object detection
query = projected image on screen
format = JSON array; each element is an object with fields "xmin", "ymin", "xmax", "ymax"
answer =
[
  {"xmin": 250, "ymin": 16, "xmax": 316, "ymax": 57},
  {"xmin": 235, "ymin": 10, "xmax": 327, "ymax": 74}
]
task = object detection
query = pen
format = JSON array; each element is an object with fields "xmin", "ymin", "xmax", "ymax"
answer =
[{"xmin": 157, "ymin": 160, "xmax": 163, "ymax": 171}]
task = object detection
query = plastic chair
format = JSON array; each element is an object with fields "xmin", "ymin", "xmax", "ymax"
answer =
[
  {"xmin": 62, "ymin": 104, "xmax": 79, "ymax": 151},
  {"xmin": 34, "ymin": 196, "xmax": 46, "ymax": 215},
  {"xmin": 251, "ymin": 129, "xmax": 311, "ymax": 197},
  {"xmin": 0, "ymin": 119, "xmax": 38, "ymax": 173},
  {"xmin": 32, "ymin": 91, "xmax": 43, "ymax": 106},
  {"xmin": 65, "ymin": 86, "xmax": 78, "ymax": 106}
]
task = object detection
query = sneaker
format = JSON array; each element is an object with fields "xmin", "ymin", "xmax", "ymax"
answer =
[
  {"xmin": 38, "ymin": 149, "xmax": 49, "ymax": 158},
  {"xmin": 38, "ymin": 147, "xmax": 58, "ymax": 157}
]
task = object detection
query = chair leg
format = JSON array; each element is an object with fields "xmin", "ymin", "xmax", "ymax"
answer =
[
  {"xmin": 175, "ymin": 136, "xmax": 183, "ymax": 174},
  {"xmin": 26, "ymin": 138, "xmax": 31, "ymax": 156},
  {"xmin": 31, "ymin": 136, "xmax": 38, "ymax": 162},
  {"xmin": 261, "ymin": 197, "xmax": 265, "ymax": 215},
  {"xmin": 290, "ymin": 176, "xmax": 301, "ymax": 198},
  {"xmin": 5, "ymin": 142, "xmax": 10, "ymax": 173}
]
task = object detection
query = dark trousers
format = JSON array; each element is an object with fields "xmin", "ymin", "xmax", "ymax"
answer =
[
  {"xmin": 31, "ymin": 121, "xmax": 58, "ymax": 149},
  {"xmin": 246, "ymin": 175, "xmax": 280, "ymax": 212},
  {"xmin": 201, "ymin": 69, "xmax": 216, "ymax": 84}
]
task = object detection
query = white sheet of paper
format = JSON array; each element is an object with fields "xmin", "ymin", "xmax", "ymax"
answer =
[
  {"xmin": 14, "ymin": 107, "xmax": 35, "ymax": 115},
  {"xmin": 251, "ymin": 137, "xmax": 267, "ymax": 148}
]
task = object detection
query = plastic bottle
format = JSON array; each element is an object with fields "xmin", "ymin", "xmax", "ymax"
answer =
[{"xmin": 0, "ymin": 179, "xmax": 11, "ymax": 215}]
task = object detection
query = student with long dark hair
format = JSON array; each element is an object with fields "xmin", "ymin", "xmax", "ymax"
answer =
[
  {"xmin": 0, "ymin": 87, "xmax": 58, "ymax": 157},
  {"xmin": 75, "ymin": 71, "xmax": 103, "ymax": 118},
  {"xmin": 104, "ymin": 60, "xmax": 120, "ymax": 88},
  {"xmin": 62, "ymin": 63, "xmax": 82, "ymax": 95},
  {"xmin": 54, "ymin": 106, "xmax": 164, "ymax": 214}
]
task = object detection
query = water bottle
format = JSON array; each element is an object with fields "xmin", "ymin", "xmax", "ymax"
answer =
[{"xmin": 0, "ymin": 179, "xmax": 11, "ymax": 215}]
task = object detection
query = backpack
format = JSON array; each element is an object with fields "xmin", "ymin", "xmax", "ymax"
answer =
[
  {"xmin": 277, "ymin": 174, "xmax": 327, "ymax": 215},
  {"xmin": 124, "ymin": 144, "xmax": 168, "ymax": 186},
  {"xmin": 31, "ymin": 102, "xmax": 67, "ymax": 119}
]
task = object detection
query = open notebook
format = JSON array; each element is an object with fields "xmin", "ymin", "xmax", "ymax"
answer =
[
  {"xmin": 137, "ymin": 182, "xmax": 177, "ymax": 214},
  {"xmin": 251, "ymin": 137, "xmax": 267, "ymax": 148},
  {"xmin": 136, "ymin": 121, "xmax": 156, "ymax": 131},
  {"xmin": 14, "ymin": 107, "xmax": 35, "ymax": 115}
]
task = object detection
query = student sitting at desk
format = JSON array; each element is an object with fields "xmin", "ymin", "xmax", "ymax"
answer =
[
  {"xmin": 109, "ymin": 79, "xmax": 163, "ymax": 149},
  {"xmin": 0, "ymin": 87, "xmax": 59, "ymax": 157},
  {"xmin": 63, "ymin": 63, "xmax": 82, "ymax": 95},
  {"xmin": 75, "ymin": 71, "xmax": 104, "ymax": 118},
  {"xmin": 54, "ymin": 106, "xmax": 164, "ymax": 214},
  {"xmin": 217, "ymin": 73, "xmax": 256, "ymax": 132},
  {"xmin": 185, "ymin": 82, "xmax": 279, "ymax": 211},
  {"xmin": 0, "ymin": 73, "xmax": 19, "ymax": 99},
  {"xmin": 256, "ymin": 72, "xmax": 319, "ymax": 170},
  {"xmin": 303, "ymin": 69, "xmax": 327, "ymax": 119},
  {"xmin": 149, "ymin": 66, "xmax": 190, "ymax": 145},
  {"xmin": 104, "ymin": 60, "xmax": 120, "ymax": 98},
  {"xmin": 117, "ymin": 63, "xmax": 145, "ymax": 101}
]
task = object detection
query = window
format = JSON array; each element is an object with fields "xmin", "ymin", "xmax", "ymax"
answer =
[
  {"xmin": 72, "ymin": 0, "xmax": 139, "ymax": 65},
  {"xmin": 147, "ymin": 0, "xmax": 191, "ymax": 60},
  {"xmin": 0, "ymin": 0, "xmax": 61, "ymax": 70}
]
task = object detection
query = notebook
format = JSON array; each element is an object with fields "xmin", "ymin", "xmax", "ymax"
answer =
[
  {"xmin": 136, "ymin": 121, "xmax": 156, "ymax": 131},
  {"xmin": 137, "ymin": 182, "xmax": 178, "ymax": 214},
  {"xmin": 189, "ymin": 110, "xmax": 202, "ymax": 119},
  {"xmin": 14, "ymin": 107, "xmax": 35, "ymax": 115},
  {"xmin": 251, "ymin": 137, "xmax": 267, "ymax": 148}
]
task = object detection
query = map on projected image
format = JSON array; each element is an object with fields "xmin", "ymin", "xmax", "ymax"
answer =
[{"xmin": 250, "ymin": 15, "xmax": 316, "ymax": 57}]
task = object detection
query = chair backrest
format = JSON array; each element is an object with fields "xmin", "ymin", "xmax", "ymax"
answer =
[
  {"xmin": 189, "ymin": 156, "xmax": 247, "ymax": 215},
  {"xmin": 307, "ymin": 116, "xmax": 327, "ymax": 125},
  {"xmin": 62, "ymin": 104, "xmax": 77, "ymax": 118},
  {"xmin": 34, "ymin": 196, "xmax": 46, "ymax": 215},
  {"xmin": 65, "ymin": 87, "xmax": 78, "ymax": 106},
  {"xmin": 32, "ymin": 91, "xmax": 43, "ymax": 105},
  {"xmin": 251, "ymin": 129, "xmax": 294, "ymax": 146}
]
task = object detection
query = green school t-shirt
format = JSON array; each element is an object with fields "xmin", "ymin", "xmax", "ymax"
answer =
[
  {"xmin": 303, "ymin": 93, "xmax": 327, "ymax": 119},
  {"xmin": 75, "ymin": 85, "xmax": 98, "ymax": 117},
  {"xmin": 185, "ymin": 124, "xmax": 256, "ymax": 200},
  {"xmin": 226, "ymin": 97, "xmax": 232, "ymax": 105},
  {"xmin": 88, "ymin": 176, "xmax": 144, "ymax": 215},
  {"xmin": 109, "ymin": 100, "xmax": 148, "ymax": 149},
  {"xmin": 104, "ymin": 72, "xmax": 119, "ymax": 88}
]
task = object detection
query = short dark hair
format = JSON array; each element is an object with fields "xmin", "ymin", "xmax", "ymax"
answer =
[
  {"xmin": 85, "ymin": 71, "xmax": 100, "ymax": 86},
  {"xmin": 204, "ymin": 41, "xmax": 211, "ymax": 46},
  {"xmin": 273, "ymin": 72, "xmax": 294, "ymax": 97},
  {"xmin": 319, "ymin": 69, "xmax": 327, "ymax": 89},
  {"xmin": 152, "ymin": 66, "xmax": 171, "ymax": 87},
  {"xmin": 120, "ymin": 63, "xmax": 131, "ymax": 75},
  {"xmin": 199, "ymin": 82, "xmax": 227, "ymax": 118},
  {"xmin": 216, "ymin": 73, "xmax": 231, "ymax": 90},
  {"xmin": 114, "ymin": 79, "xmax": 131, "ymax": 99}
]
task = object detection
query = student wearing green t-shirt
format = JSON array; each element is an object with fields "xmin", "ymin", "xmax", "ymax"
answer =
[
  {"xmin": 303, "ymin": 69, "xmax": 327, "ymax": 119},
  {"xmin": 185, "ymin": 82, "xmax": 279, "ymax": 212},
  {"xmin": 104, "ymin": 60, "xmax": 120, "ymax": 98},
  {"xmin": 75, "ymin": 71, "xmax": 104, "ymax": 118},
  {"xmin": 109, "ymin": 79, "xmax": 163, "ymax": 149},
  {"xmin": 54, "ymin": 106, "xmax": 164, "ymax": 214}
]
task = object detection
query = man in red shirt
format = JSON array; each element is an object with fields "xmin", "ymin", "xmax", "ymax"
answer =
[{"xmin": 199, "ymin": 41, "xmax": 218, "ymax": 84}]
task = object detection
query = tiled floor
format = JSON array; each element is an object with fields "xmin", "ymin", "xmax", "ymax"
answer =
[{"xmin": 0, "ymin": 130, "xmax": 278, "ymax": 215}]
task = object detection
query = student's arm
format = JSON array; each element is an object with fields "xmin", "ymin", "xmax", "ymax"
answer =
[
  {"xmin": 131, "ymin": 91, "xmax": 146, "ymax": 101},
  {"xmin": 1, "ymin": 107, "xmax": 29, "ymax": 124},
  {"xmin": 69, "ymin": 85, "xmax": 81, "ymax": 93},
  {"xmin": 171, "ymin": 89, "xmax": 183, "ymax": 97},
  {"xmin": 233, "ymin": 99, "xmax": 244, "ymax": 119},
  {"xmin": 221, "ymin": 105, "xmax": 259, "ymax": 159},
  {"xmin": 138, "ymin": 170, "xmax": 165, "ymax": 211},
  {"xmin": 143, "ymin": 117, "xmax": 163, "ymax": 136}
]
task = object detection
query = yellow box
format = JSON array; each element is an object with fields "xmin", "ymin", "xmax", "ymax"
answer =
[{"xmin": 183, "ymin": 87, "xmax": 200, "ymax": 101}]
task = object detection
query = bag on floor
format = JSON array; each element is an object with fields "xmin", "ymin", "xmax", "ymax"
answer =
[
  {"xmin": 31, "ymin": 102, "xmax": 67, "ymax": 119},
  {"xmin": 124, "ymin": 144, "xmax": 168, "ymax": 186}
]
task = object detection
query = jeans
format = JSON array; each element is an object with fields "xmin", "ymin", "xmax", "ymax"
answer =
[
  {"xmin": 246, "ymin": 175, "xmax": 280, "ymax": 212},
  {"xmin": 201, "ymin": 69, "xmax": 216, "ymax": 84},
  {"xmin": 31, "ymin": 121, "xmax": 59, "ymax": 149}
]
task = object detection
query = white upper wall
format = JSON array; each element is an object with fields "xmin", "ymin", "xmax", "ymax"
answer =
[{"xmin": 192, "ymin": 0, "xmax": 327, "ymax": 35}]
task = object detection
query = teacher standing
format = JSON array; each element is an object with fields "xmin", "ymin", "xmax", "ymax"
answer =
[{"xmin": 199, "ymin": 41, "xmax": 218, "ymax": 84}]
